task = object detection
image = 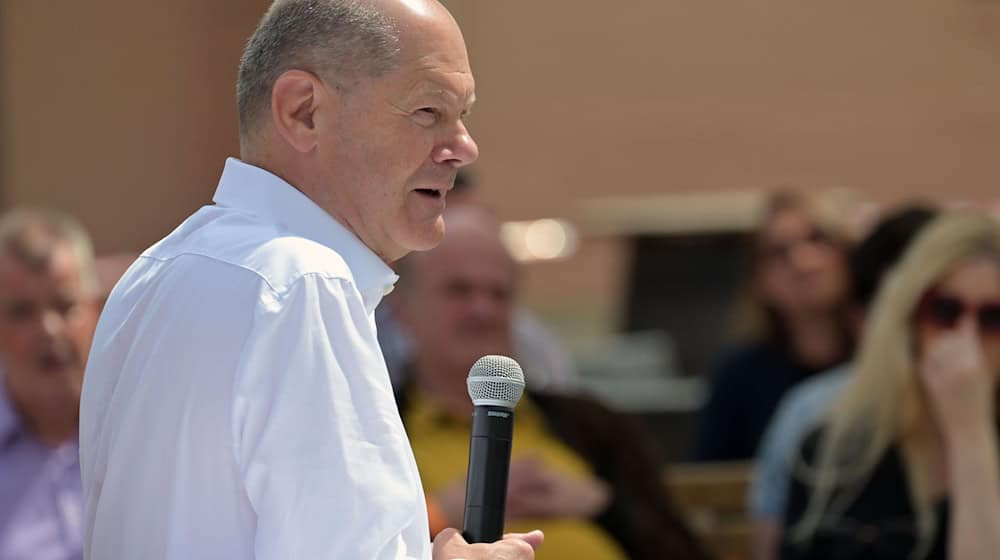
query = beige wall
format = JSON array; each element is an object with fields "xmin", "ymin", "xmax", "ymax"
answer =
[
  {"xmin": 3, "ymin": 0, "xmax": 999, "ymax": 326},
  {"xmin": 1, "ymin": 0, "xmax": 269, "ymax": 253},
  {"xmin": 450, "ymin": 0, "xmax": 1000, "ymax": 215},
  {"xmin": 446, "ymin": 0, "xmax": 1000, "ymax": 325}
]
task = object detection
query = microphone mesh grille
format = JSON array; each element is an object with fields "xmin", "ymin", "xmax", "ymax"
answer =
[{"xmin": 467, "ymin": 355, "xmax": 525, "ymax": 408}]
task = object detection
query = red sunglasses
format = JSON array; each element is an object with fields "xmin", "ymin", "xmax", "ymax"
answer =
[{"xmin": 916, "ymin": 291, "xmax": 1000, "ymax": 336}]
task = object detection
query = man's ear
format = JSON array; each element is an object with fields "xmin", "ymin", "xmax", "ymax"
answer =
[{"xmin": 270, "ymin": 70, "xmax": 331, "ymax": 153}]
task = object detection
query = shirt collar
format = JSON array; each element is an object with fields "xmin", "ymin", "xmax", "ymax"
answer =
[
  {"xmin": 212, "ymin": 158, "xmax": 399, "ymax": 314},
  {"xmin": 0, "ymin": 374, "xmax": 25, "ymax": 450}
]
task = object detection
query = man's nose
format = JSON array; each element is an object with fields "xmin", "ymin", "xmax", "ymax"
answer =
[
  {"xmin": 39, "ymin": 309, "xmax": 67, "ymax": 338},
  {"xmin": 433, "ymin": 121, "xmax": 479, "ymax": 168},
  {"xmin": 789, "ymin": 241, "xmax": 824, "ymax": 271}
]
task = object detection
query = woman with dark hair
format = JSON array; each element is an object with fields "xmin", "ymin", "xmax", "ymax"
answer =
[{"xmin": 694, "ymin": 192, "xmax": 854, "ymax": 461}]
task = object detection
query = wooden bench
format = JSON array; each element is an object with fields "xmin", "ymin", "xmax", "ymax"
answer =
[{"xmin": 665, "ymin": 461, "xmax": 754, "ymax": 560}]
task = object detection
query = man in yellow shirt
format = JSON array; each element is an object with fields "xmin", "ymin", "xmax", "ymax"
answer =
[{"xmin": 393, "ymin": 206, "xmax": 710, "ymax": 560}]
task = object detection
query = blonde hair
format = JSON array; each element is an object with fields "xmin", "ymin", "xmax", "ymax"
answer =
[
  {"xmin": 790, "ymin": 211, "xmax": 1000, "ymax": 559},
  {"xmin": 0, "ymin": 208, "xmax": 98, "ymax": 295}
]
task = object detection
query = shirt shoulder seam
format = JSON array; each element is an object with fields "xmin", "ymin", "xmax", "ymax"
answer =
[{"xmin": 138, "ymin": 251, "xmax": 359, "ymax": 297}]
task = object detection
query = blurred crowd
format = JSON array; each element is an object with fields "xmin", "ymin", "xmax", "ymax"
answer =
[{"xmin": 2, "ymin": 185, "xmax": 999, "ymax": 560}]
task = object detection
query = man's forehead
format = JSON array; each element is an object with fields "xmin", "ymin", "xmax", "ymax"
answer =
[
  {"xmin": 0, "ymin": 249, "xmax": 82, "ymax": 294},
  {"xmin": 410, "ymin": 75, "xmax": 475, "ymax": 105},
  {"xmin": 390, "ymin": 1, "xmax": 473, "ymax": 96},
  {"xmin": 422, "ymin": 240, "xmax": 514, "ymax": 277}
]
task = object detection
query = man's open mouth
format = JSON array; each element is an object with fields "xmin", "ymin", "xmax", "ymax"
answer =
[{"xmin": 414, "ymin": 188, "xmax": 443, "ymax": 199}]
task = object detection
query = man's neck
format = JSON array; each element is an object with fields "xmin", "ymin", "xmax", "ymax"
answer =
[
  {"xmin": 6, "ymin": 379, "xmax": 79, "ymax": 447},
  {"xmin": 412, "ymin": 358, "xmax": 473, "ymax": 418},
  {"xmin": 25, "ymin": 411, "xmax": 78, "ymax": 447}
]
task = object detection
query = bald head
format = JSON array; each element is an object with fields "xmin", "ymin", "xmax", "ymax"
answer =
[
  {"xmin": 396, "ymin": 207, "xmax": 517, "ymax": 377},
  {"xmin": 380, "ymin": 0, "xmax": 466, "ymax": 58},
  {"xmin": 238, "ymin": 0, "xmax": 395, "ymax": 146},
  {"xmin": 237, "ymin": 0, "xmax": 464, "ymax": 150},
  {"xmin": 238, "ymin": 0, "xmax": 477, "ymax": 263},
  {"xmin": 400, "ymin": 206, "xmax": 512, "ymax": 288},
  {"xmin": 374, "ymin": 0, "xmax": 455, "ymax": 23}
]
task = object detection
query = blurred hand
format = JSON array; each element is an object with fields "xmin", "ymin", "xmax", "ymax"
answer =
[
  {"xmin": 505, "ymin": 455, "xmax": 611, "ymax": 521},
  {"xmin": 434, "ymin": 477, "xmax": 468, "ymax": 530},
  {"xmin": 432, "ymin": 528, "xmax": 543, "ymax": 560},
  {"xmin": 920, "ymin": 323, "xmax": 997, "ymax": 445},
  {"xmin": 431, "ymin": 455, "xmax": 611, "ymax": 531}
]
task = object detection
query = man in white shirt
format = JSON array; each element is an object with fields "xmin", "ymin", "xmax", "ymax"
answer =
[{"xmin": 79, "ymin": 1, "xmax": 541, "ymax": 558}]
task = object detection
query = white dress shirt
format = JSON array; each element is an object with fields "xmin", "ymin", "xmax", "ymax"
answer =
[{"xmin": 80, "ymin": 158, "xmax": 431, "ymax": 559}]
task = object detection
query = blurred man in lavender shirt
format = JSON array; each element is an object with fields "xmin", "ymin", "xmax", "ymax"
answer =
[{"xmin": 0, "ymin": 209, "xmax": 100, "ymax": 560}]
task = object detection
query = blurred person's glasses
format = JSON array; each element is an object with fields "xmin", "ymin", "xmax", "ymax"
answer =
[
  {"xmin": 759, "ymin": 228, "xmax": 834, "ymax": 263},
  {"xmin": 917, "ymin": 291, "xmax": 1000, "ymax": 336}
]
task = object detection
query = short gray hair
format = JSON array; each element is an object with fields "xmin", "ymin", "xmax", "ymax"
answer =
[
  {"xmin": 237, "ymin": 0, "xmax": 401, "ymax": 143},
  {"xmin": 0, "ymin": 208, "xmax": 98, "ymax": 295}
]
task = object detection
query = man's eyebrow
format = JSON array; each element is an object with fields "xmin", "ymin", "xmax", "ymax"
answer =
[{"xmin": 418, "ymin": 80, "xmax": 476, "ymax": 108}]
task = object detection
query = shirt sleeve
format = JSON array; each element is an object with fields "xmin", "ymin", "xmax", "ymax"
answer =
[
  {"xmin": 750, "ymin": 371, "xmax": 851, "ymax": 519},
  {"xmin": 750, "ymin": 392, "xmax": 802, "ymax": 519},
  {"xmin": 231, "ymin": 274, "xmax": 428, "ymax": 560}
]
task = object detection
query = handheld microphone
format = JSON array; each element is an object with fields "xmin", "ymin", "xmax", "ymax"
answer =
[{"xmin": 461, "ymin": 355, "xmax": 526, "ymax": 544}]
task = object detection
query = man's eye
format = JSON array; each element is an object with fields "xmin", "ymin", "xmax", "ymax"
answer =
[
  {"xmin": 5, "ymin": 302, "xmax": 35, "ymax": 321},
  {"xmin": 52, "ymin": 298, "xmax": 78, "ymax": 317},
  {"xmin": 414, "ymin": 108, "xmax": 439, "ymax": 125}
]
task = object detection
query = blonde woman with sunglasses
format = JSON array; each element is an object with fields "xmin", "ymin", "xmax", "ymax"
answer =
[{"xmin": 781, "ymin": 212, "xmax": 1000, "ymax": 560}]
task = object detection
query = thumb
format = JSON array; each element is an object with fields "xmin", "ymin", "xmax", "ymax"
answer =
[
  {"xmin": 503, "ymin": 530, "xmax": 544, "ymax": 550},
  {"xmin": 432, "ymin": 527, "xmax": 466, "ymax": 549}
]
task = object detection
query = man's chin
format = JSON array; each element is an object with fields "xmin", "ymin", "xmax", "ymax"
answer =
[
  {"xmin": 399, "ymin": 224, "xmax": 447, "ymax": 254},
  {"xmin": 35, "ymin": 364, "xmax": 82, "ymax": 379}
]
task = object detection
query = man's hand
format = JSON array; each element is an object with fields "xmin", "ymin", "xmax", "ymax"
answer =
[
  {"xmin": 432, "ymin": 528, "xmax": 543, "ymax": 559},
  {"xmin": 505, "ymin": 455, "xmax": 611, "ymax": 521}
]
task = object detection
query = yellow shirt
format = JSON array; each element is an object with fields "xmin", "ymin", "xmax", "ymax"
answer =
[{"xmin": 406, "ymin": 391, "xmax": 627, "ymax": 560}]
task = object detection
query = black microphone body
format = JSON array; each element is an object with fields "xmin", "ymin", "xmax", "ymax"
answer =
[{"xmin": 462, "ymin": 405, "xmax": 515, "ymax": 543}]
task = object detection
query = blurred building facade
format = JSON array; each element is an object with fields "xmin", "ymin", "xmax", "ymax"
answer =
[{"xmin": 2, "ymin": 0, "xmax": 998, "ymax": 348}]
